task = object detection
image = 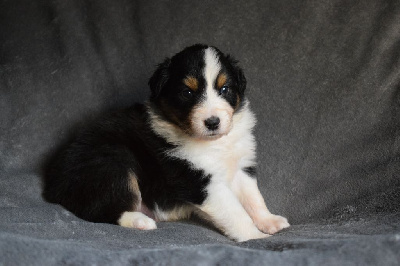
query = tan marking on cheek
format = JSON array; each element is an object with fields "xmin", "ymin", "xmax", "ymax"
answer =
[
  {"xmin": 187, "ymin": 106, "xmax": 204, "ymax": 135},
  {"xmin": 217, "ymin": 73, "xmax": 227, "ymax": 89},
  {"xmin": 183, "ymin": 76, "xmax": 199, "ymax": 91}
]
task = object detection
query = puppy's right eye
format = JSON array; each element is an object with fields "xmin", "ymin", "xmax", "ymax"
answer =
[
  {"xmin": 219, "ymin": 85, "xmax": 230, "ymax": 95},
  {"xmin": 181, "ymin": 89, "xmax": 193, "ymax": 100}
]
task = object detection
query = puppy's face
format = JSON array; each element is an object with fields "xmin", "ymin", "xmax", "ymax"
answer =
[{"xmin": 149, "ymin": 44, "xmax": 246, "ymax": 140}]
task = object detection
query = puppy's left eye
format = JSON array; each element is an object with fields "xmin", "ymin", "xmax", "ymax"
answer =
[
  {"xmin": 181, "ymin": 89, "xmax": 194, "ymax": 100},
  {"xmin": 219, "ymin": 86, "xmax": 230, "ymax": 95}
]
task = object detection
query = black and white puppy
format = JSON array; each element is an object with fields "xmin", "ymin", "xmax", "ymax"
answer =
[{"xmin": 44, "ymin": 44, "xmax": 289, "ymax": 242}]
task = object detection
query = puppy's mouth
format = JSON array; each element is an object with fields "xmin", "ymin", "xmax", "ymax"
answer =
[
  {"xmin": 204, "ymin": 133, "xmax": 222, "ymax": 139},
  {"xmin": 192, "ymin": 130, "xmax": 229, "ymax": 141},
  {"xmin": 194, "ymin": 135, "xmax": 223, "ymax": 141}
]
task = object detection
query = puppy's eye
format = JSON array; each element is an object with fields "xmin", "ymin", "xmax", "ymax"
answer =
[
  {"xmin": 219, "ymin": 86, "xmax": 230, "ymax": 95},
  {"xmin": 181, "ymin": 89, "xmax": 194, "ymax": 100}
]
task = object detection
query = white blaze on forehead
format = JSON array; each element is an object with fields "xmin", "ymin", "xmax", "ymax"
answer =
[
  {"xmin": 203, "ymin": 47, "xmax": 224, "ymax": 110},
  {"xmin": 204, "ymin": 47, "xmax": 221, "ymax": 91}
]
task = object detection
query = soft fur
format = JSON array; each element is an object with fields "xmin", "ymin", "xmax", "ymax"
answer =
[{"xmin": 43, "ymin": 44, "xmax": 289, "ymax": 242}]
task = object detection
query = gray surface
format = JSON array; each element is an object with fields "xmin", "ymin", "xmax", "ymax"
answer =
[
  {"xmin": 1, "ymin": 174, "xmax": 399, "ymax": 265},
  {"xmin": 1, "ymin": 0, "xmax": 400, "ymax": 264}
]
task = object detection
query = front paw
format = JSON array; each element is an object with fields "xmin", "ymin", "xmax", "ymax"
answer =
[{"xmin": 256, "ymin": 214, "xmax": 290, "ymax": 235}]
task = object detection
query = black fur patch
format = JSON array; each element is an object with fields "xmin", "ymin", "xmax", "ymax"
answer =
[
  {"xmin": 43, "ymin": 105, "xmax": 210, "ymax": 224},
  {"xmin": 243, "ymin": 166, "xmax": 257, "ymax": 178}
]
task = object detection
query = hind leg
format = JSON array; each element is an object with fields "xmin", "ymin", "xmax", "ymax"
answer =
[{"xmin": 118, "ymin": 172, "xmax": 157, "ymax": 230}]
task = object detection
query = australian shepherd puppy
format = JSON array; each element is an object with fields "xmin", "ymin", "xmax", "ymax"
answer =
[{"xmin": 43, "ymin": 44, "xmax": 289, "ymax": 242}]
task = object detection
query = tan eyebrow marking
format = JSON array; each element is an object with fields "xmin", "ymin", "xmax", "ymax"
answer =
[
  {"xmin": 183, "ymin": 76, "xmax": 199, "ymax": 91},
  {"xmin": 217, "ymin": 73, "xmax": 227, "ymax": 89}
]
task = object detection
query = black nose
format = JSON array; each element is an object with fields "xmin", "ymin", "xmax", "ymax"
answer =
[{"xmin": 204, "ymin": 116, "xmax": 220, "ymax": 130}]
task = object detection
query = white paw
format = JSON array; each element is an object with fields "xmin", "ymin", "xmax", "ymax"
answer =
[
  {"xmin": 118, "ymin": 211, "xmax": 157, "ymax": 230},
  {"xmin": 255, "ymin": 214, "xmax": 290, "ymax": 235}
]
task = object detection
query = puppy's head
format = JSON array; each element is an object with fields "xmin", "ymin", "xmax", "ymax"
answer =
[{"xmin": 149, "ymin": 44, "xmax": 246, "ymax": 140}]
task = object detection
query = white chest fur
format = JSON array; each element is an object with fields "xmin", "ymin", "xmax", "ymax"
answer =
[{"xmin": 168, "ymin": 103, "xmax": 257, "ymax": 184}]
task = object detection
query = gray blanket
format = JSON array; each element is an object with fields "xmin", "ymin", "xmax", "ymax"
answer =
[{"xmin": 1, "ymin": 0, "xmax": 399, "ymax": 265}]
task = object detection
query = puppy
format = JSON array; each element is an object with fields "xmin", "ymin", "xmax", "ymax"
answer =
[{"xmin": 43, "ymin": 44, "xmax": 289, "ymax": 242}]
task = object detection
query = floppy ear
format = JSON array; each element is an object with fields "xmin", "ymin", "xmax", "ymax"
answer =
[
  {"xmin": 226, "ymin": 55, "xmax": 247, "ymax": 95},
  {"xmin": 148, "ymin": 58, "xmax": 171, "ymax": 99}
]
